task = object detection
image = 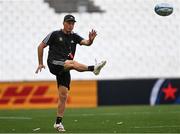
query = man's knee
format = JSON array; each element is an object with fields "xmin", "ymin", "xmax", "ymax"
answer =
[
  {"xmin": 64, "ymin": 60, "xmax": 76, "ymax": 70},
  {"xmin": 58, "ymin": 88, "xmax": 68, "ymax": 102},
  {"xmin": 59, "ymin": 93, "xmax": 68, "ymax": 102}
]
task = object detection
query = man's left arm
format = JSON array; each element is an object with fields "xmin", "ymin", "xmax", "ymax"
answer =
[{"xmin": 80, "ymin": 29, "xmax": 97, "ymax": 46}]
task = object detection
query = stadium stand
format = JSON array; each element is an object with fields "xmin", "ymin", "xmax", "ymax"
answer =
[
  {"xmin": 0, "ymin": 0, "xmax": 180, "ymax": 81},
  {"xmin": 44, "ymin": 0, "xmax": 104, "ymax": 13}
]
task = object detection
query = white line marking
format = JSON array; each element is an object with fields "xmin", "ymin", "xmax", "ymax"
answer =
[
  {"xmin": 67, "ymin": 111, "xmax": 180, "ymax": 117},
  {"xmin": 133, "ymin": 125, "xmax": 180, "ymax": 129},
  {"xmin": 73, "ymin": 113, "xmax": 119, "ymax": 117},
  {"xmin": 0, "ymin": 116, "xmax": 32, "ymax": 120},
  {"xmin": 33, "ymin": 128, "xmax": 40, "ymax": 131}
]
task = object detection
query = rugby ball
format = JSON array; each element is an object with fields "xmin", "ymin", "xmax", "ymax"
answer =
[{"xmin": 154, "ymin": 3, "xmax": 173, "ymax": 16}]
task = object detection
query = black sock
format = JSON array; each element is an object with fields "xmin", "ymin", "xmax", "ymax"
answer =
[
  {"xmin": 88, "ymin": 66, "xmax": 94, "ymax": 71},
  {"xmin": 56, "ymin": 117, "xmax": 62, "ymax": 124}
]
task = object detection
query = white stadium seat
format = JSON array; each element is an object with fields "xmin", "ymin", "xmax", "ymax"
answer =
[{"xmin": 0, "ymin": 0, "xmax": 180, "ymax": 81}]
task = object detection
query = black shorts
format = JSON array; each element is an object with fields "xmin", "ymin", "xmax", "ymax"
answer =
[{"xmin": 47, "ymin": 60, "xmax": 71, "ymax": 90}]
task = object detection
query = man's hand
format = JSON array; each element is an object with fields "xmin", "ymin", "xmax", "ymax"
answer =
[
  {"xmin": 35, "ymin": 64, "xmax": 45, "ymax": 74},
  {"xmin": 80, "ymin": 29, "xmax": 97, "ymax": 46},
  {"xmin": 89, "ymin": 29, "xmax": 97, "ymax": 44}
]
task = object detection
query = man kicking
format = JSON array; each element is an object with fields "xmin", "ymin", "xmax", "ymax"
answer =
[{"xmin": 35, "ymin": 14, "xmax": 106, "ymax": 132}]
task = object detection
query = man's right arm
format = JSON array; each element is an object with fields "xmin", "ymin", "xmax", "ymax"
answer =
[{"xmin": 35, "ymin": 42, "xmax": 47, "ymax": 74}]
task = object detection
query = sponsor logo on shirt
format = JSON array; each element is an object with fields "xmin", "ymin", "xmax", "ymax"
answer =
[
  {"xmin": 71, "ymin": 40, "xmax": 74, "ymax": 43},
  {"xmin": 59, "ymin": 37, "xmax": 63, "ymax": 41}
]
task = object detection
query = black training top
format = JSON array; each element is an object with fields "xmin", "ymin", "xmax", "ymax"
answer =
[{"xmin": 43, "ymin": 30, "xmax": 84, "ymax": 62}]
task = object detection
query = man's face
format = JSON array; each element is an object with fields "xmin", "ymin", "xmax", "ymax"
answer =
[{"xmin": 63, "ymin": 21, "xmax": 75, "ymax": 33}]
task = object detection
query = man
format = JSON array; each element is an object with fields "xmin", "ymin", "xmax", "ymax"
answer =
[{"xmin": 35, "ymin": 14, "xmax": 106, "ymax": 132}]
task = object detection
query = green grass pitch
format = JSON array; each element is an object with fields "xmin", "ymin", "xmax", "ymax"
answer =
[{"xmin": 0, "ymin": 105, "xmax": 180, "ymax": 133}]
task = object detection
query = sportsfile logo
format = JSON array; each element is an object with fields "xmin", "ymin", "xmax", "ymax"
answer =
[{"xmin": 0, "ymin": 85, "xmax": 58, "ymax": 105}]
